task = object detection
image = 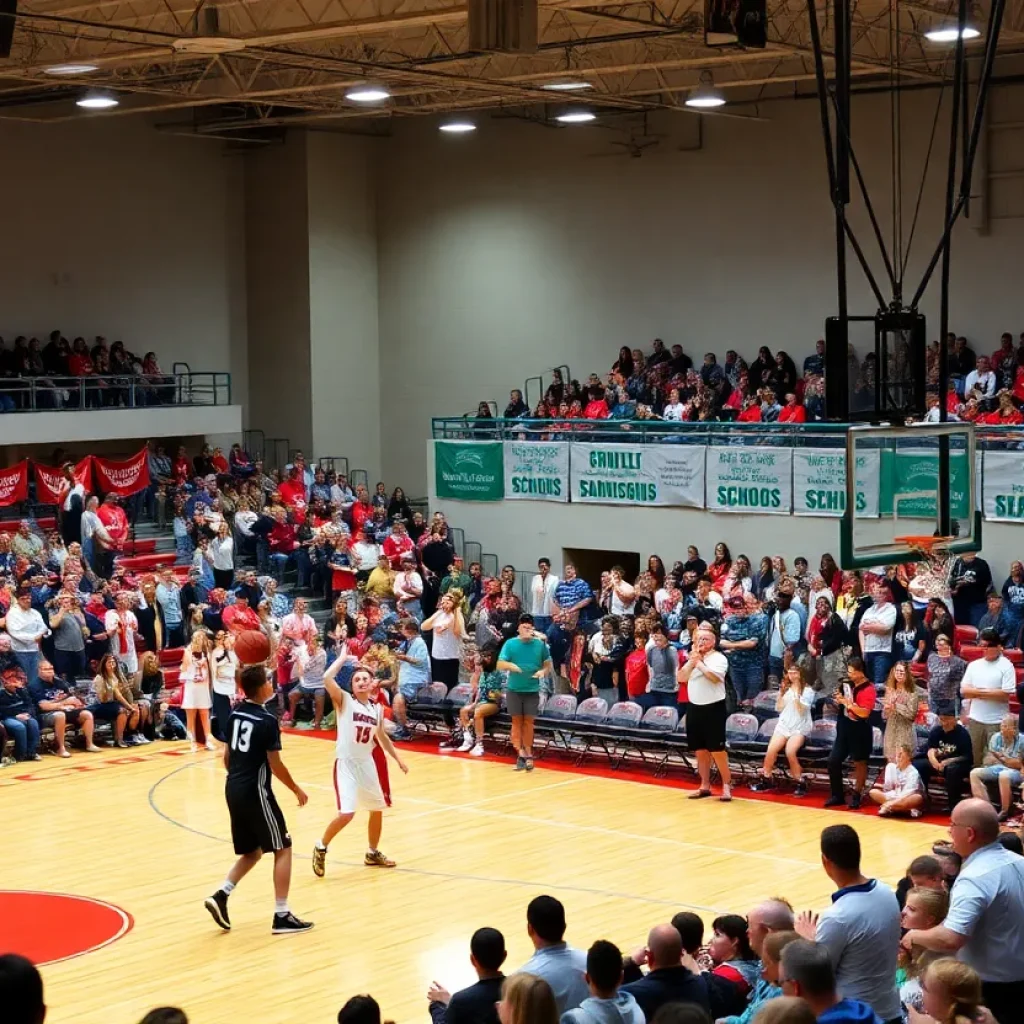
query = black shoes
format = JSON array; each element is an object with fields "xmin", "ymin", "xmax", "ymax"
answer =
[
  {"xmin": 272, "ymin": 911, "xmax": 314, "ymax": 934},
  {"xmin": 204, "ymin": 891, "xmax": 231, "ymax": 931}
]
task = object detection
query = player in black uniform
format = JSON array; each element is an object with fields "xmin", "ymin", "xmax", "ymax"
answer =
[{"xmin": 204, "ymin": 665, "xmax": 313, "ymax": 934}]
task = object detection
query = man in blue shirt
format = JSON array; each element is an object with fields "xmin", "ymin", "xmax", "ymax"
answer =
[
  {"xmin": 780, "ymin": 940, "xmax": 882, "ymax": 1024},
  {"xmin": 767, "ymin": 591, "xmax": 802, "ymax": 683},
  {"xmin": 902, "ymin": 798, "xmax": 1024, "ymax": 1024},
  {"xmin": 720, "ymin": 596, "xmax": 768, "ymax": 706},
  {"xmin": 392, "ymin": 617, "xmax": 431, "ymax": 741},
  {"xmin": 516, "ymin": 896, "xmax": 588, "ymax": 1015},
  {"xmin": 546, "ymin": 564, "xmax": 593, "ymax": 676},
  {"xmin": 0, "ymin": 670, "xmax": 41, "ymax": 762}
]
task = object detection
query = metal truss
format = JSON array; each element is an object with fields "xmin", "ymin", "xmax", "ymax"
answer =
[{"xmin": 1, "ymin": 0, "xmax": 1022, "ymax": 128}]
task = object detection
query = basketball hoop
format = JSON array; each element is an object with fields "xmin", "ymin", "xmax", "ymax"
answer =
[{"xmin": 892, "ymin": 535, "xmax": 955, "ymax": 566}]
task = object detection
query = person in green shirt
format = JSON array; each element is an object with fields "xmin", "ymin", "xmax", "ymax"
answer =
[
  {"xmin": 440, "ymin": 556, "xmax": 472, "ymax": 615},
  {"xmin": 497, "ymin": 613, "xmax": 553, "ymax": 772}
]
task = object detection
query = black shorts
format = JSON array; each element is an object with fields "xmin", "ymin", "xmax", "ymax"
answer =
[
  {"xmin": 226, "ymin": 784, "xmax": 292, "ymax": 855},
  {"xmin": 836, "ymin": 715, "xmax": 873, "ymax": 763},
  {"xmin": 687, "ymin": 700, "xmax": 727, "ymax": 753}
]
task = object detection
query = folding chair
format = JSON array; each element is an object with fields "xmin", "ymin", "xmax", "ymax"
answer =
[
  {"xmin": 535, "ymin": 694, "xmax": 578, "ymax": 755},
  {"xmin": 602, "ymin": 700, "xmax": 643, "ymax": 768},
  {"xmin": 573, "ymin": 697, "xmax": 609, "ymax": 763},
  {"xmin": 751, "ymin": 690, "xmax": 779, "ymax": 722},
  {"xmin": 637, "ymin": 706, "xmax": 679, "ymax": 775},
  {"xmin": 725, "ymin": 712, "xmax": 759, "ymax": 780}
]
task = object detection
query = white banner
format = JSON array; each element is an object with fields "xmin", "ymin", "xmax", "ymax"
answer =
[
  {"xmin": 983, "ymin": 450, "xmax": 1024, "ymax": 522},
  {"xmin": 706, "ymin": 446, "xmax": 793, "ymax": 514},
  {"xmin": 569, "ymin": 442, "xmax": 704, "ymax": 507},
  {"xmin": 503, "ymin": 441, "xmax": 570, "ymax": 502},
  {"xmin": 792, "ymin": 449, "xmax": 880, "ymax": 518}
]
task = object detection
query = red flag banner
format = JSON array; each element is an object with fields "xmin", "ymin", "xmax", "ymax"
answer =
[
  {"xmin": 0, "ymin": 462, "xmax": 29, "ymax": 508},
  {"xmin": 92, "ymin": 448, "xmax": 150, "ymax": 497},
  {"xmin": 34, "ymin": 457, "xmax": 93, "ymax": 505}
]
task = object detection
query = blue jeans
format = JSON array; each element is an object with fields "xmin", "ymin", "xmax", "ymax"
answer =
[
  {"xmin": 294, "ymin": 547, "xmax": 312, "ymax": 589},
  {"xmin": 270, "ymin": 552, "xmax": 292, "ymax": 581},
  {"xmin": 767, "ymin": 655, "xmax": 785, "ymax": 683},
  {"xmin": 729, "ymin": 659, "xmax": 765, "ymax": 703},
  {"xmin": 533, "ymin": 616, "xmax": 553, "ymax": 634},
  {"xmin": 865, "ymin": 651, "xmax": 893, "ymax": 688},
  {"xmin": 13, "ymin": 650, "xmax": 40, "ymax": 688},
  {"xmin": 639, "ymin": 690, "xmax": 679, "ymax": 711},
  {"xmin": 2, "ymin": 716, "xmax": 41, "ymax": 759}
]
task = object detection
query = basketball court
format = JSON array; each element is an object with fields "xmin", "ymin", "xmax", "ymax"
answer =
[{"xmin": 3, "ymin": 737, "xmax": 947, "ymax": 1023}]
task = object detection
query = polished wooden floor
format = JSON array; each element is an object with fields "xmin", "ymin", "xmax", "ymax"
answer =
[{"xmin": 5, "ymin": 737, "xmax": 948, "ymax": 1024}]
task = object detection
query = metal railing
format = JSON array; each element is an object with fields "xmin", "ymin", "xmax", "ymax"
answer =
[
  {"xmin": 0, "ymin": 371, "xmax": 232, "ymax": 411},
  {"xmin": 318, "ymin": 456, "xmax": 350, "ymax": 480},
  {"xmin": 432, "ymin": 416, "xmax": 1024, "ymax": 451},
  {"xmin": 243, "ymin": 429, "xmax": 265, "ymax": 462}
]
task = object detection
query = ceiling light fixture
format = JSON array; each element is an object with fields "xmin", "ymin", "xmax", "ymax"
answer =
[
  {"xmin": 542, "ymin": 81, "xmax": 593, "ymax": 92},
  {"xmin": 439, "ymin": 121, "xmax": 476, "ymax": 133},
  {"xmin": 555, "ymin": 110, "xmax": 596, "ymax": 124},
  {"xmin": 76, "ymin": 89, "xmax": 119, "ymax": 110},
  {"xmin": 45, "ymin": 63, "xmax": 99, "ymax": 76},
  {"xmin": 685, "ymin": 72, "xmax": 726, "ymax": 109},
  {"xmin": 924, "ymin": 25, "xmax": 981, "ymax": 42},
  {"xmin": 345, "ymin": 84, "xmax": 391, "ymax": 103}
]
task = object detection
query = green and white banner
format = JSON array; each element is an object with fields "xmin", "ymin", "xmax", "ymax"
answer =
[
  {"xmin": 983, "ymin": 451, "xmax": 1024, "ymax": 522},
  {"xmin": 879, "ymin": 448, "xmax": 972, "ymax": 520},
  {"xmin": 792, "ymin": 449, "xmax": 880, "ymax": 518},
  {"xmin": 434, "ymin": 440, "xmax": 504, "ymax": 501},
  {"xmin": 569, "ymin": 442, "xmax": 704, "ymax": 507},
  {"xmin": 503, "ymin": 441, "xmax": 570, "ymax": 502},
  {"xmin": 706, "ymin": 446, "xmax": 793, "ymax": 514}
]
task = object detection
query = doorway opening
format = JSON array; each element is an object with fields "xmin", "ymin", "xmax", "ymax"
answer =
[{"xmin": 563, "ymin": 548, "xmax": 640, "ymax": 591}]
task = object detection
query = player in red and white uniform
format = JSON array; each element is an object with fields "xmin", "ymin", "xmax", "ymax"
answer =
[{"xmin": 312, "ymin": 661, "xmax": 408, "ymax": 876}]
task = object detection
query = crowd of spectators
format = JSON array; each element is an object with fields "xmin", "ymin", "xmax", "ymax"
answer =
[
  {"xmin": 6, "ymin": 813, "xmax": 1008, "ymax": 1024},
  {"xmin": 471, "ymin": 330, "xmax": 1024, "ymax": 428},
  {"xmin": 0, "ymin": 440, "xmax": 438, "ymax": 759},
  {"xmin": 0, "ymin": 332, "xmax": 175, "ymax": 411}
]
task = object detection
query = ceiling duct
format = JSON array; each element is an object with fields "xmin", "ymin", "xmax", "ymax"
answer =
[
  {"xmin": 173, "ymin": 1, "xmax": 245, "ymax": 55},
  {"xmin": 468, "ymin": 0, "xmax": 537, "ymax": 53}
]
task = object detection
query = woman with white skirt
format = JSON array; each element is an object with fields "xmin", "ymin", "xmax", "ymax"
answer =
[
  {"xmin": 749, "ymin": 663, "xmax": 815, "ymax": 797},
  {"xmin": 180, "ymin": 630, "xmax": 215, "ymax": 752},
  {"xmin": 210, "ymin": 631, "xmax": 240, "ymax": 743}
]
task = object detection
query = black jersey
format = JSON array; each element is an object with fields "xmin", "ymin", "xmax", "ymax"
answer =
[{"xmin": 225, "ymin": 700, "xmax": 281, "ymax": 790}]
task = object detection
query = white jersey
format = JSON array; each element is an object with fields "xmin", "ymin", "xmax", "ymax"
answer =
[{"xmin": 335, "ymin": 694, "xmax": 381, "ymax": 762}]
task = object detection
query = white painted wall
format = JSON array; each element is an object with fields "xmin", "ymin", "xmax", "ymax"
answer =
[
  {"xmin": 0, "ymin": 117, "xmax": 246, "ymax": 406},
  {"xmin": 378, "ymin": 85, "xmax": 1024, "ymax": 496},
  {"xmin": 307, "ymin": 132, "xmax": 382, "ymax": 477}
]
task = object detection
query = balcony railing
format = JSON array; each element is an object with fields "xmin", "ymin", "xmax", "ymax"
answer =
[
  {"xmin": 432, "ymin": 416, "xmax": 1024, "ymax": 450},
  {"xmin": 0, "ymin": 371, "xmax": 232, "ymax": 412}
]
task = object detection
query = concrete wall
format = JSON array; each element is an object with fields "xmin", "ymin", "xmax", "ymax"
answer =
[
  {"xmin": 378, "ymin": 84, "xmax": 1024, "ymax": 496},
  {"xmin": 244, "ymin": 133, "xmax": 312, "ymax": 453},
  {"xmin": 307, "ymin": 132, "xmax": 381, "ymax": 477},
  {"xmin": 0, "ymin": 117, "xmax": 246, "ymax": 407}
]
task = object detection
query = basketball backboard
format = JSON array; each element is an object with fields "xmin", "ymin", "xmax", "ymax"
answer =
[{"xmin": 839, "ymin": 422, "xmax": 982, "ymax": 570}]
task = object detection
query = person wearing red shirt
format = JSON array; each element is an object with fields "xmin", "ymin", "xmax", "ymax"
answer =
[
  {"xmin": 278, "ymin": 468, "xmax": 306, "ymax": 511},
  {"xmin": 382, "ymin": 521, "xmax": 414, "ymax": 569},
  {"xmin": 778, "ymin": 393, "xmax": 807, "ymax": 423},
  {"xmin": 737, "ymin": 396, "xmax": 762, "ymax": 422},
  {"xmin": 825, "ymin": 656, "xmax": 877, "ymax": 809},
  {"xmin": 268, "ymin": 509, "xmax": 298, "ymax": 579},
  {"xmin": 172, "ymin": 446, "xmax": 192, "ymax": 487},
  {"xmin": 350, "ymin": 488, "xmax": 374, "ymax": 535},
  {"xmin": 624, "ymin": 634, "xmax": 650, "ymax": 700},
  {"xmin": 211, "ymin": 447, "xmax": 230, "ymax": 475},
  {"xmin": 584, "ymin": 390, "xmax": 610, "ymax": 420},
  {"xmin": 980, "ymin": 391, "xmax": 1023, "ymax": 425},
  {"xmin": 221, "ymin": 591, "xmax": 261, "ymax": 635}
]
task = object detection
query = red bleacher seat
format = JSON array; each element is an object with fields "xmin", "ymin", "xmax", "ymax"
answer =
[
  {"xmin": 160, "ymin": 647, "xmax": 184, "ymax": 667},
  {"xmin": 122, "ymin": 538, "xmax": 157, "ymax": 556},
  {"xmin": 1003, "ymin": 648, "xmax": 1023, "ymax": 665},
  {"xmin": 34, "ymin": 516, "xmax": 56, "ymax": 532},
  {"xmin": 954, "ymin": 625, "xmax": 978, "ymax": 651},
  {"xmin": 1016, "ymin": 666, "xmax": 1024, "ymax": 686},
  {"xmin": 117, "ymin": 553, "xmax": 176, "ymax": 572},
  {"xmin": 163, "ymin": 668, "xmax": 180, "ymax": 687},
  {"xmin": 910, "ymin": 662, "xmax": 929, "ymax": 680},
  {"xmin": 960, "ymin": 645, "xmax": 985, "ymax": 662}
]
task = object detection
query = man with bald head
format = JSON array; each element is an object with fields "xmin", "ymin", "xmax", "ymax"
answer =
[
  {"xmin": 901, "ymin": 798, "xmax": 1024, "ymax": 1024},
  {"xmin": 748, "ymin": 898, "xmax": 795, "ymax": 957},
  {"xmin": 621, "ymin": 923, "xmax": 710, "ymax": 1019}
]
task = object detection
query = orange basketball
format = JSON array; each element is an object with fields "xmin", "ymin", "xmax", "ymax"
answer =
[{"xmin": 235, "ymin": 629, "xmax": 271, "ymax": 666}]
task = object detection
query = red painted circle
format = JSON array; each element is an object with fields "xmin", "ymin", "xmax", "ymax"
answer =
[{"xmin": 0, "ymin": 891, "xmax": 133, "ymax": 965}]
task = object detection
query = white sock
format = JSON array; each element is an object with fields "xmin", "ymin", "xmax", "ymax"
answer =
[
  {"xmin": 315, "ymin": 841, "xmax": 327, "ymax": 851},
  {"xmin": 275, "ymin": 899, "xmax": 289, "ymax": 915},
  {"xmin": 220, "ymin": 880, "xmax": 235, "ymax": 895}
]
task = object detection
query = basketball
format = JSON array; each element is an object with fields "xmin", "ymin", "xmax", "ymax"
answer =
[{"xmin": 234, "ymin": 629, "xmax": 271, "ymax": 666}]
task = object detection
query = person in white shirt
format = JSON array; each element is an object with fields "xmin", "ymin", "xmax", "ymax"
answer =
[
  {"xmin": 281, "ymin": 597, "xmax": 317, "ymax": 646},
  {"xmin": 869, "ymin": 743, "xmax": 924, "ymax": 817},
  {"xmin": 961, "ymin": 627, "xmax": 1017, "ymax": 767},
  {"xmin": 351, "ymin": 531, "xmax": 381, "ymax": 582},
  {"xmin": 529, "ymin": 558, "xmax": 559, "ymax": 633},
  {"xmin": 964, "ymin": 356, "xmax": 997, "ymax": 405},
  {"xmin": 209, "ymin": 521, "xmax": 235, "ymax": 590},
  {"xmin": 750, "ymin": 663, "xmax": 815, "ymax": 796},
  {"xmin": 677, "ymin": 624, "xmax": 732, "ymax": 801},
  {"xmin": 393, "ymin": 555, "xmax": 424, "ymax": 621},
  {"xmin": 4, "ymin": 588, "xmax": 50, "ymax": 686},
  {"xmin": 858, "ymin": 583, "xmax": 897, "ymax": 687},
  {"xmin": 105, "ymin": 591, "xmax": 140, "ymax": 678},
  {"xmin": 608, "ymin": 566, "xmax": 636, "ymax": 616},
  {"xmin": 662, "ymin": 387, "xmax": 686, "ymax": 421}
]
